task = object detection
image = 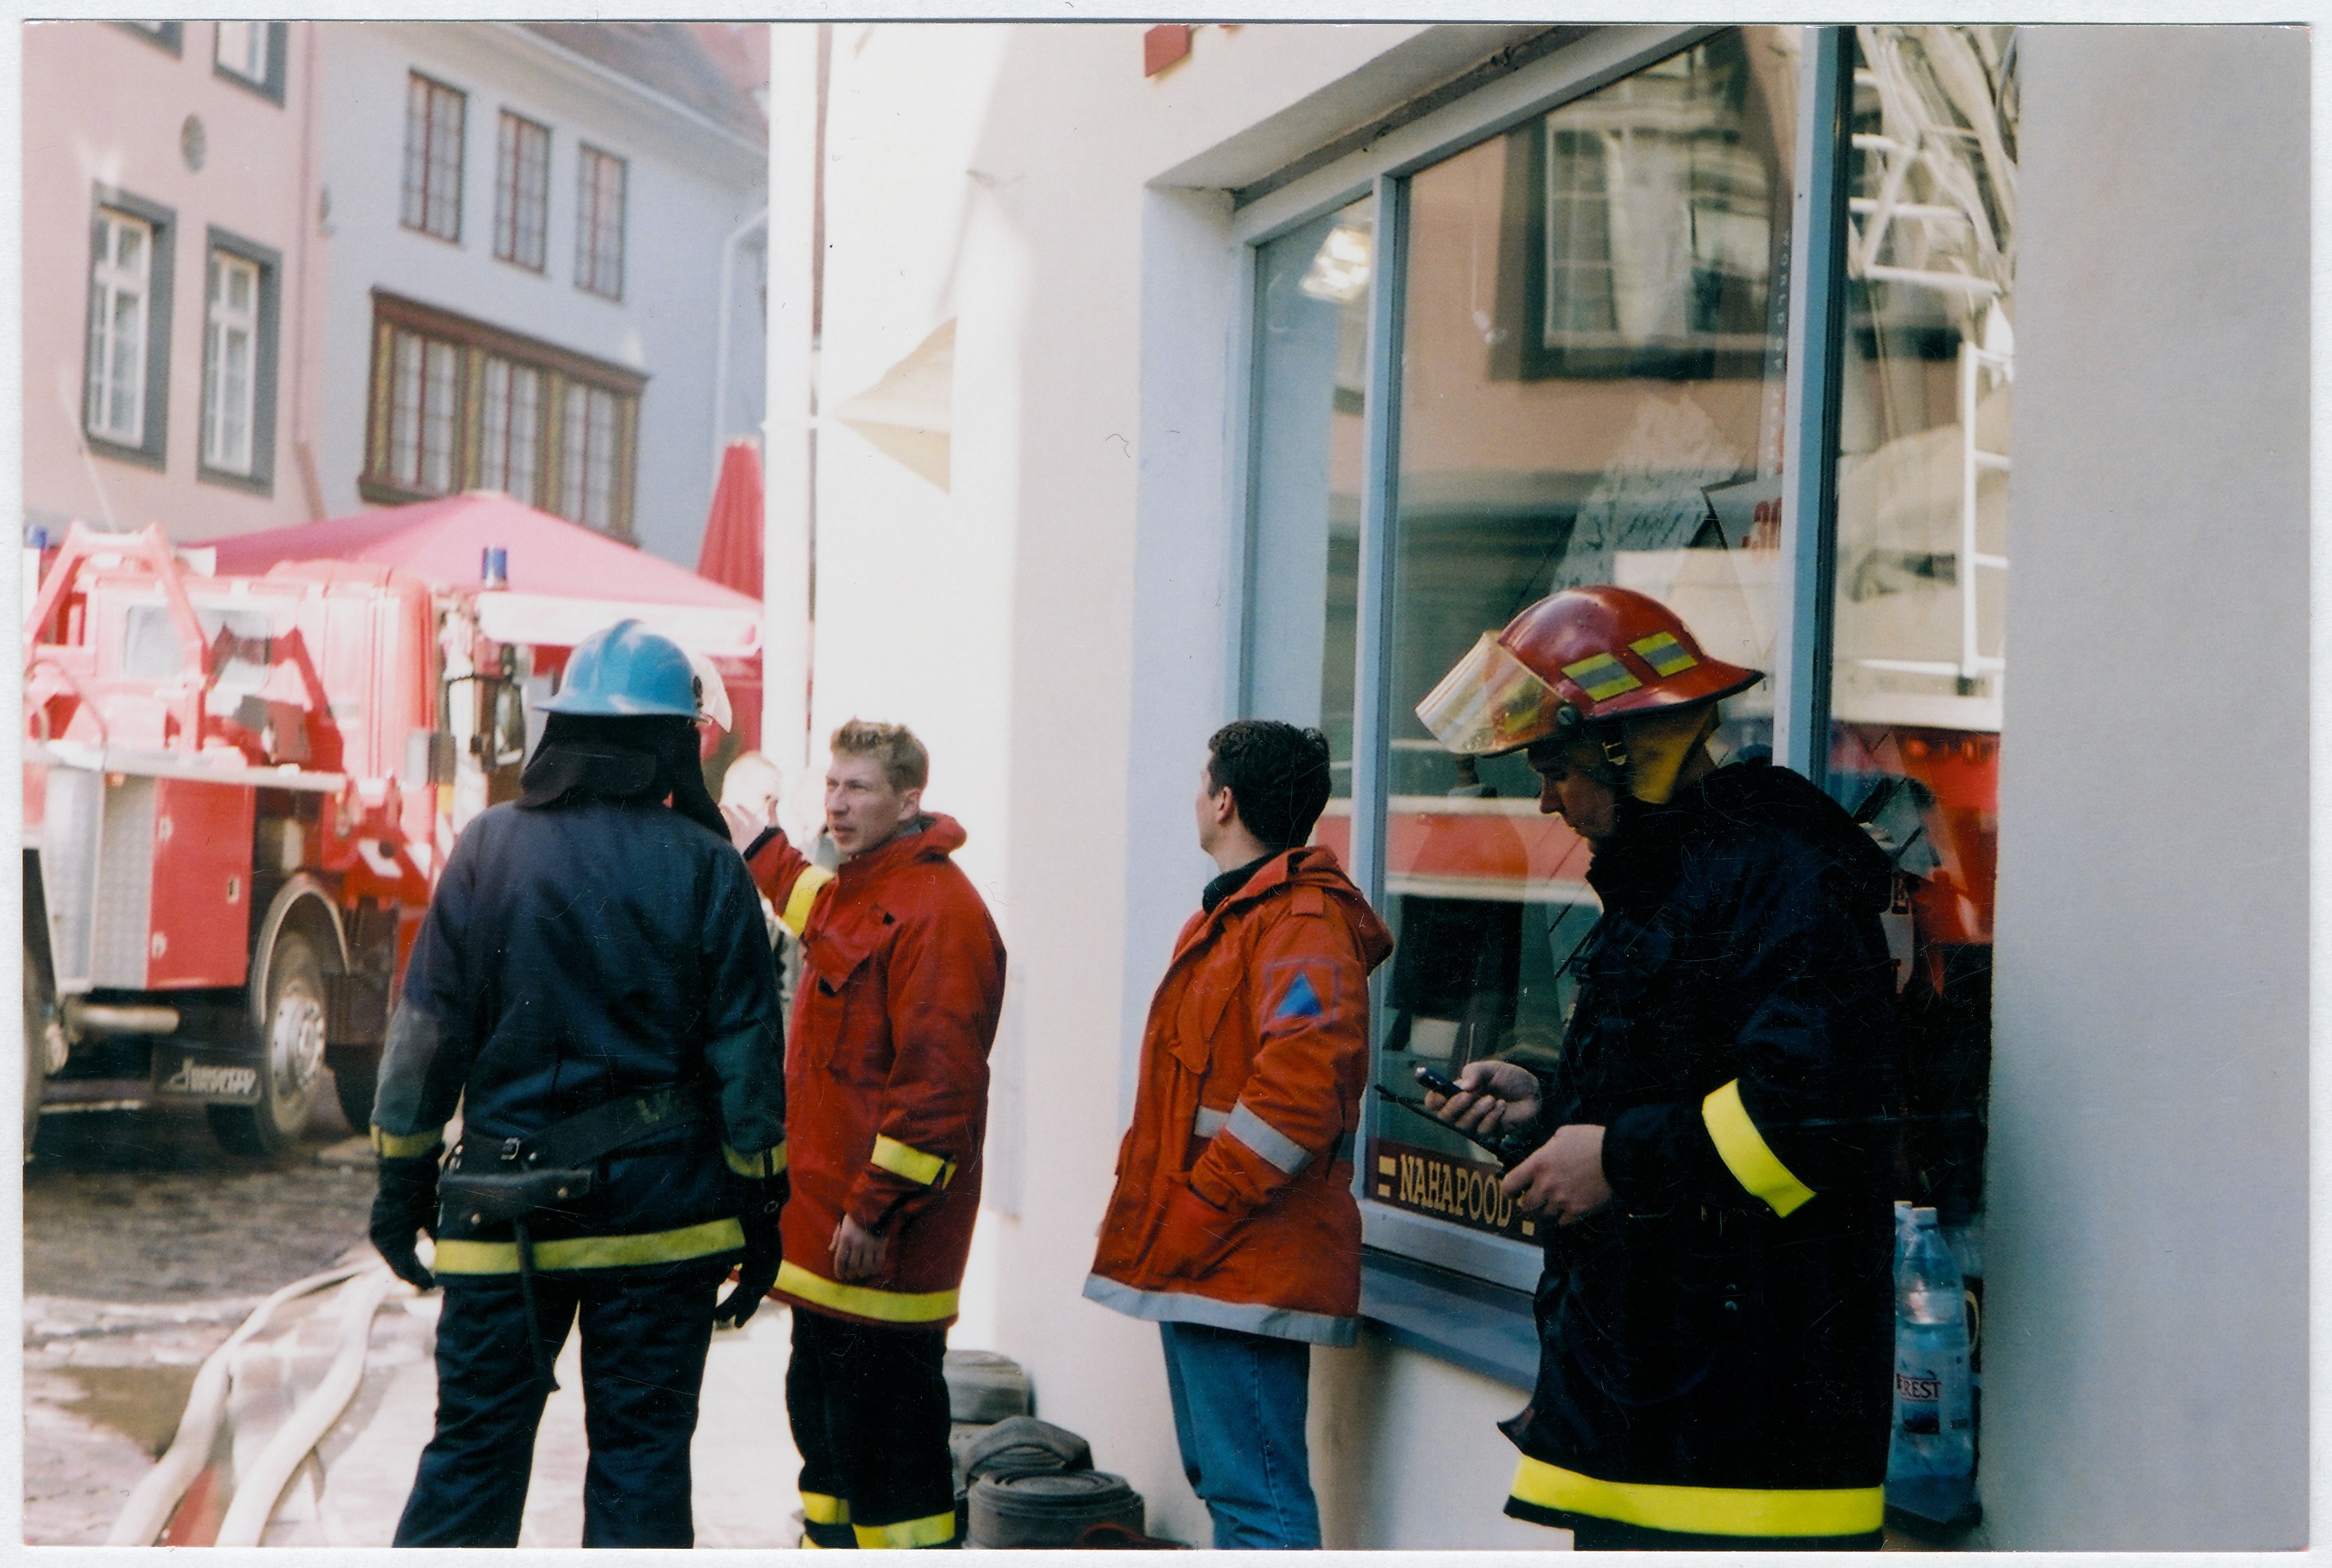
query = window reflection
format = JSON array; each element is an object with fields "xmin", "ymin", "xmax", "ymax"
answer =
[{"xmin": 1367, "ymin": 29, "xmax": 1801, "ymax": 1240}]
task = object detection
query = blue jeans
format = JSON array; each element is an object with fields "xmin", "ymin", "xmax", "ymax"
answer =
[{"xmin": 1158, "ymin": 1321, "xmax": 1319, "ymax": 1549}]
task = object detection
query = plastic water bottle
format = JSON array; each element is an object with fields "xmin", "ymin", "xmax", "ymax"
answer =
[{"xmin": 1886, "ymin": 1206, "xmax": 1975, "ymax": 1523}]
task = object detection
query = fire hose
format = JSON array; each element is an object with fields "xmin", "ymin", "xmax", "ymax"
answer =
[{"xmin": 106, "ymin": 1263, "xmax": 396, "ymax": 1546}]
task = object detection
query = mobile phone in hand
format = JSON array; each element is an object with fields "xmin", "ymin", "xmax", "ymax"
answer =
[{"xmin": 1413, "ymin": 1064, "xmax": 1464, "ymax": 1098}]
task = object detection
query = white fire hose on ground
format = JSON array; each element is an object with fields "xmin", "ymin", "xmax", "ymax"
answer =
[{"xmin": 107, "ymin": 1263, "xmax": 398, "ymax": 1546}]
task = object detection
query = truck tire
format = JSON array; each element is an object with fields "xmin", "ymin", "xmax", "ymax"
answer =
[
  {"xmin": 209, "ymin": 928, "xmax": 328, "ymax": 1159},
  {"xmin": 330, "ymin": 1056, "xmax": 380, "ymax": 1135},
  {"xmin": 22, "ymin": 948, "xmax": 50, "ymax": 1160}
]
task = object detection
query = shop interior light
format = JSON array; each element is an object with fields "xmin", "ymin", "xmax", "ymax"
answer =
[{"xmin": 1299, "ymin": 224, "xmax": 1373, "ymax": 305}]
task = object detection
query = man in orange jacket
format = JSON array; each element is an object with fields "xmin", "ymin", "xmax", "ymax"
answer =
[
  {"xmin": 740, "ymin": 721, "xmax": 1006, "ymax": 1550},
  {"xmin": 1085, "ymin": 721, "xmax": 1392, "ymax": 1548}
]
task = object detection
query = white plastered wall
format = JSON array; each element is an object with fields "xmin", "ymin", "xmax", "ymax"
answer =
[
  {"xmin": 802, "ymin": 22, "xmax": 1570, "ymax": 1548},
  {"xmin": 1979, "ymin": 24, "xmax": 2309, "ymax": 1550}
]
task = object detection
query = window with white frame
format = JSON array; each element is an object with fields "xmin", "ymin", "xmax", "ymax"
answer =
[
  {"xmin": 86, "ymin": 208, "xmax": 158, "ymax": 451},
  {"xmin": 401, "ymin": 73, "xmax": 466, "ymax": 242},
  {"xmin": 494, "ymin": 111, "xmax": 551, "ymax": 272},
  {"xmin": 363, "ymin": 292, "xmax": 642, "ymax": 535},
  {"xmin": 574, "ymin": 145, "xmax": 626, "ymax": 299},
  {"xmin": 215, "ymin": 21, "xmax": 267, "ymax": 84},
  {"xmin": 201, "ymin": 251, "xmax": 260, "ymax": 475}
]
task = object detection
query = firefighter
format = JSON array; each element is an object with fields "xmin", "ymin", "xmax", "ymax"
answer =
[
  {"xmin": 367, "ymin": 620, "xmax": 788, "ymax": 1549},
  {"xmin": 741, "ymin": 720, "xmax": 1006, "ymax": 1550},
  {"xmin": 1418, "ymin": 585, "xmax": 1899, "ymax": 1550},
  {"xmin": 1084, "ymin": 720, "xmax": 1392, "ymax": 1548}
]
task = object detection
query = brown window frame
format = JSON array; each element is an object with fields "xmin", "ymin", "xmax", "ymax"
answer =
[
  {"xmin": 494, "ymin": 110, "xmax": 550, "ymax": 273},
  {"xmin": 360, "ymin": 290, "xmax": 647, "ymax": 542},
  {"xmin": 574, "ymin": 144, "xmax": 627, "ymax": 301},
  {"xmin": 401, "ymin": 73, "xmax": 467, "ymax": 244}
]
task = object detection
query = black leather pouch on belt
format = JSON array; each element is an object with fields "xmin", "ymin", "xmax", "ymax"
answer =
[{"xmin": 440, "ymin": 1165, "xmax": 594, "ymax": 1227}]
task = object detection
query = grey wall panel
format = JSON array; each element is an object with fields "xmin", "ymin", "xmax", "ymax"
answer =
[{"xmin": 1982, "ymin": 24, "xmax": 2308, "ymax": 1549}]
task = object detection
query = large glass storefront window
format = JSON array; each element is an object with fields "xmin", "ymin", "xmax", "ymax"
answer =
[
  {"xmin": 1366, "ymin": 29, "xmax": 1801, "ymax": 1244},
  {"xmin": 1826, "ymin": 22, "xmax": 2017, "ymax": 1267}
]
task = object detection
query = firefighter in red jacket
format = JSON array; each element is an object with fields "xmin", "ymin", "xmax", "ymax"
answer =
[
  {"xmin": 739, "ymin": 720, "xmax": 1005, "ymax": 1550},
  {"xmin": 1085, "ymin": 720, "xmax": 1393, "ymax": 1548}
]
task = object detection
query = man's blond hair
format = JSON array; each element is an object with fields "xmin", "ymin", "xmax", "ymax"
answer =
[{"xmin": 830, "ymin": 719, "xmax": 929, "ymax": 794}]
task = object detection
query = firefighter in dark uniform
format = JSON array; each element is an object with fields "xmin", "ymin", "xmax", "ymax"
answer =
[
  {"xmin": 1420, "ymin": 586, "xmax": 1899, "ymax": 1550},
  {"xmin": 367, "ymin": 620, "xmax": 789, "ymax": 1549}
]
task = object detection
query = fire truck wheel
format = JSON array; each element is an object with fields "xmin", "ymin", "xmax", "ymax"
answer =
[{"xmin": 209, "ymin": 928, "xmax": 329, "ymax": 1159}]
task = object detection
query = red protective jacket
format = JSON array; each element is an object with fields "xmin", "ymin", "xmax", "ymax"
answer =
[
  {"xmin": 1085, "ymin": 846, "xmax": 1392, "ymax": 1345},
  {"xmin": 745, "ymin": 815, "xmax": 1005, "ymax": 1330}
]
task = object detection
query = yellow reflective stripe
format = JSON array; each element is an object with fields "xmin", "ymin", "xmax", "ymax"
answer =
[
  {"xmin": 1509, "ymin": 1456, "xmax": 1882, "ymax": 1538},
  {"xmin": 723, "ymin": 1141, "xmax": 790, "ymax": 1178},
  {"xmin": 1562, "ymin": 651, "xmax": 1642, "ymax": 702},
  {"xmin": 1701, "ymin": 1079, "xmax": 1817, "ymax": 1218},
  {"xmin": 774, "ymin": 1260, "xmax": 959, "ymax": 1324},
  {"xmin": 370, "ymin": 1125, "xmax": 443, "ymax": 1159},
  {"xmin": 433, "ymin": 1217, "xmax": 746, "ymax": 1274},
  {"xmin": 780, "ymin": 865, "xmax": 836, "ymax": 937},
  {"xmin": 1629, "ymin": 630, "xmax": 1700, "ymax": 678},
  {"xmin": 801, "ymin": 1491, "xmax": 850, "ymax": 1526},
  {"xmin": 870, "ymin": 1134, "xmax": 955, "ymax": 1188},
  {"xmin": 853, "ymin": 1510, "xmax": 958, "ymax": 1549}
]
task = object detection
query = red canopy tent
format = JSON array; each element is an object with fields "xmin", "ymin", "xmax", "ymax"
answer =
[
  {"xmin": 695, "ymin": 440, "xmax": 764, "ymax": 601},
  {"xmin": 207, "ymin": 491, "xmax": 765, "ymax": 751}
]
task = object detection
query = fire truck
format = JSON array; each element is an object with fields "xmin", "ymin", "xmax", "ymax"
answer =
[{"xmin": 21, "ymin": 522, "xmax": 538, "ymax": 1156}]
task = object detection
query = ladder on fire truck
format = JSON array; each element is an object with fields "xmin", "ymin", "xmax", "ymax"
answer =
[{"xmin": 1842, "ymin": 27, "xmax": 2014, "ymax": 697}]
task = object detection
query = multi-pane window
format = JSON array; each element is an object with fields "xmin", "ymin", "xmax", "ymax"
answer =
[
  {"xmin": 364, "ymin": 294, "xmax": 641, "ymax": 537},
  {"xmin": 479, "ymin": 357, "xmax": 544, "ymax": 505},
  {"xmin": 86, "ymin": 211, "xmax": 154, "ymax": 447},
  {"xmin": 401, "ymin": 73, "xmax": 466, "ymax": 242},
  {"xmin": 574, "ymin": 145, "xmax": 627, "ymax": 299},
  {"xmin": 494, "ymin": 112, "xmax": 550, "ymax": 272},
  {"xmin": 214, "ymin": 20, "xmax": 267, "ymax": 84},
  {"xmin": 561, "ymin": 384, "xmax": 621, "ymax": 530},
  {"xmin": 202, "ymin": 252, "xmax": 260, "ymax": 475}
]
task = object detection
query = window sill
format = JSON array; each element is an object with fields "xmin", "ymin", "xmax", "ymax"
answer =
[
  {"xmin": 212, "ymin": 63, "xmax": 285, "ymax": 105},
  {"xmin": 197, "ymin": 463, "xmax": 274, "ymax": 498},
  {"xmin": 1358, "ymin": 1247, "xmax": 1538, "ymax": 1391},
  {"xmin": 85, "ymin": 435, "xmax": 165, "ymax": 473},
  {"xmin": 357, "ymin": 475, "xmax": 438, "ymax": 507}
]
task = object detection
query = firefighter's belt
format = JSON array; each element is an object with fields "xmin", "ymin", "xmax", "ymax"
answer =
[{"xmin": 443, "ymin": 1085, "xmax": 713, "ymax": 1227}]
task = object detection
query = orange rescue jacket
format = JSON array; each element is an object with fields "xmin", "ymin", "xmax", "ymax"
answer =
[
  {"xmin": 1084, "ymin": 845, "xmax": 1392, "ymax": 1345},
  {"xmin": 746, "ymin": 815, "xmax": 1005, "ymax": 1330}
]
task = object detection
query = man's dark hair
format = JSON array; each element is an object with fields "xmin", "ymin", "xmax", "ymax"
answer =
[{"xmin": 1206, "ymin": 720, "xmax": 1333, "ymax": 851}]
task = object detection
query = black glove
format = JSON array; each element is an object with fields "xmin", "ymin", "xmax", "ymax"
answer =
[
  {"xmin": 372, "ymin": 1152, "xmax": 442, "ymax": 1291},
  {"xmin": 714, "ymin": 1172, "xmax": 789, "ymax": 1328}
]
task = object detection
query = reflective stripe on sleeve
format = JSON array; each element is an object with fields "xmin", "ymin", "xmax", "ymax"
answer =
[
  {"xmin": 780, "ymin": 865, "xmax": 836, "ymax": 937},
  {"xmin": 433, "ymin": 1217, "xmax": 746, "ymax": 1274},
  {"xmin": 774, "ymin": 1260, "xmax": 959, "ymax": 1324},
  {"xmin": 370, "ymin": 1125, "xmax": 443, "ymax": 1159},
  {"xmin": 1192, "ymin": 1105, "xmax": 1231, "ymax": 1139},
  {"xmin": 723, "ymin": 1141, "xmax": 790, "ymax": 1179},
  {"xmin": 853, "ymin": 1511, "xmax": 959, "ymax": 1549},
  {"xmin": 1226, "ymin": 1101, "xmax": 1313, "ymax": 1176},
  {"xmin": 801, "ymin": 1491, "xmax": 850, "ymax": 1525},
  {"xmin": 1701, "ymin": 1079, "xmax": 1817, "ymax": 1217},
  {"xmin": 1508, "ymin": 1456, "xmax": 1883, "ymax": 1538},
  {"xmin": 870, "ymin": 1134, "xmax": 956, "ymax": 1188}
]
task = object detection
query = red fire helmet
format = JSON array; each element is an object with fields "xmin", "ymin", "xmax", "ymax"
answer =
[{"xmin": 1417, "ymin": 585, "xmax": 1762, "ymax": 756}]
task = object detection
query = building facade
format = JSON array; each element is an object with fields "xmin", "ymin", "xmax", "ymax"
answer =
[
  {"xmin": 313, "ymin": 22, "xmax": 766, "ymax": 568},
  {"xmin": 768, "ymin": 22, "xmax": 2306, "ymax": 1550},
  {"xmin": 22, "ymin": 21, "xmax": 329, "ymax": 542}
]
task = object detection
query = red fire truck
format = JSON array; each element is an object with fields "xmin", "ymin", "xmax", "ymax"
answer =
[{"xmin": 22, "ymin": 522, "xmax": 522, "ymax": 1155}]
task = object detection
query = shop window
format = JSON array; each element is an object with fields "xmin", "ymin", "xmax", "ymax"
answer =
[
  {"xmin": 401, "ymin": 72, "xmax": 466, "ymax": 243},
  {"xmin": 1825, "ymin": 24, "xmax": 2018, "ymax": 1263},
  {"xmin": 574, "ymin": 144, "xmax": 627, "ymax": 300},
  {"xmin": 213, "ymin": 21, "xmax": 286, "ymax": 102},
  {"xmin": 199, "ymin": 230, "xmax": 281, "ymax": 492},
  {"xmin": 494, "ymin": 111, "xmax": 551, "ymax": 273},
  {"xmin": 362, "ymin": 291, "xmax": 643, "ymax": 538},
  {"xmin": 83, "ymin": 191, "xmax": 175, "ymax": 469}
]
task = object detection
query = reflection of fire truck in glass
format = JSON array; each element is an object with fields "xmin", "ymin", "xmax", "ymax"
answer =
[{"xmin": 18, "ymin": 520, "xmax": 702, "ymax": 1156}]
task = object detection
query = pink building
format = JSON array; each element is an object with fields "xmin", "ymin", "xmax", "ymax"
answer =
[{"xmin": 22, "ymin": 21, "xmax": 329, "ymax": 543}]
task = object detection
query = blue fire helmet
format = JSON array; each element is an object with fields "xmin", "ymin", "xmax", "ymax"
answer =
[{"xmin": 539, "ymin": 620, "xmax": 703, "ymax": 718}]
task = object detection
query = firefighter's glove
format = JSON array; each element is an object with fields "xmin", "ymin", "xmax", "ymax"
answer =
[
  {"xmin": 1153, "ymin": 1181, "xmax": 1238, "ymax": 1281},
  {"xmin": 371, "ymin": 1153, "xmax": 442, "ymax": 1292},
  {"xmin": 714, "ymin": 1172, "xmax": 789, "ymax": 1329}
]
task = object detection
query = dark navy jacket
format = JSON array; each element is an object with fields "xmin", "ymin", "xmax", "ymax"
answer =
[
  {"xmin": 372, "ymin": 798, "xmax": 786, "ymax": 1273},
  {"xmin": 1504, "ymin": 758, "xmax": 1901, "ymax": 1537}
]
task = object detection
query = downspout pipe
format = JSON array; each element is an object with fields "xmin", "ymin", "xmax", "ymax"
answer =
[{"xmin": 711, "ymin": 205, "xmax": 770, "ymax": 482}]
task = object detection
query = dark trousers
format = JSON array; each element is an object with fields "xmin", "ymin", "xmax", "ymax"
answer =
[
  {"xmin": 395, "ymin": 1259, "xmax": 726, "ymax": 1548},
  {"xmin": 786, "ymin": 1308, "xmax": 958, "ymax": 1547},
  {"xmin": 1563, "ymin": 1518, "xmax": 1884, "ymax": 1551}
]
